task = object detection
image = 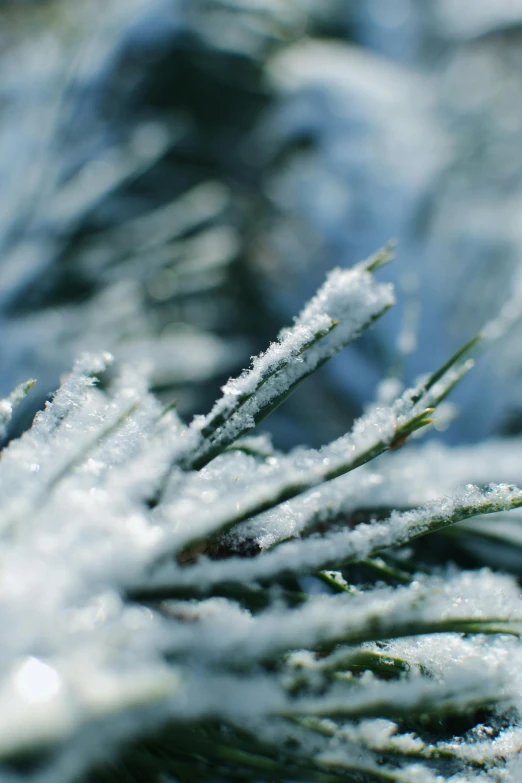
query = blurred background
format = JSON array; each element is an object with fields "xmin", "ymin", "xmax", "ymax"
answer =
[{"xmin": 2, "ymin": 0, "xmax": 522, "ymax": 449}]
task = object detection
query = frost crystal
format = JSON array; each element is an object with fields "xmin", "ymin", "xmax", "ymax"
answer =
[
  {"xmin": 188, "ymin": 258, "xmax": 394, "ymax": 468},
  {"xmin": 1, "ymin": 257, "xmax": 522, "ymax": 783}
]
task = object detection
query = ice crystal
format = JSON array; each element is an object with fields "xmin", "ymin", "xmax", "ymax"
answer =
[{"xmin": 1, "ymin": 252, "xmax": 522, "ymax": 783}]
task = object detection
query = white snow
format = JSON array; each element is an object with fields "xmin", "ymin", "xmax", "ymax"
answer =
[
  {"xmin": 189, "ymin": 261, "xmax": 394, "ymax": 465},
  {"xmin": 0, "ymin": 282, "xmax": 522, "ymax": 782}
]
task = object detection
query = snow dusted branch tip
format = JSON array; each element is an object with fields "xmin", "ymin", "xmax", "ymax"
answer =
[
  {"xmin": 0, "ymin": 378, "xmax": 36, "ymax": 440},
  {"xmin": 2, "ymin": 247, "xmax": 522, "ymax": 783},
  {"xmin": 186, "ymin": 247, "xmax": 395, "ymax": 469}
]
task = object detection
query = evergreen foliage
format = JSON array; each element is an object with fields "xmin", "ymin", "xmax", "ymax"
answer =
[
  {"xmin": 2, "ymin": 253, "xmax": 522, "ymax": 783},
  {"xmin": 3, "ymin": 3, "xmax": 522, "ymax": 782}
]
